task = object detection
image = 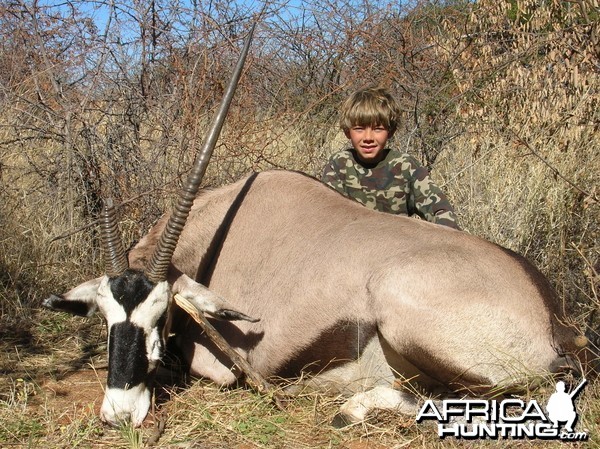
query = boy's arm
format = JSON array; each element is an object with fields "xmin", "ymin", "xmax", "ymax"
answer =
[
  {"xmin": 321, "ymin": 156, "xmax": 347, "ymax": 196},
  {"xmin": 407, "ymin": 159, "xmax": 460, "ymax": 229}
]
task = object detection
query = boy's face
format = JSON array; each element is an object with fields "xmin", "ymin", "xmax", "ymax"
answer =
[{"xmin": 345, "ymin": 125, "xmax": 390, "ymax": 164}]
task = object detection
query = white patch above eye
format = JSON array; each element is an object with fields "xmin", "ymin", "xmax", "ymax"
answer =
[
  {"xmin": 130, "ymin": 280, "xmax": 170, "ymax": 330},
  {"xmin": 96, "ymin": 275, "xmax": 127, "ymax": 324}
]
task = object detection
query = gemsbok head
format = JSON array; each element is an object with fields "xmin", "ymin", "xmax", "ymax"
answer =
[{"xmin": 43, "ymin": 25, "xmax": 257, "ymax": 427}]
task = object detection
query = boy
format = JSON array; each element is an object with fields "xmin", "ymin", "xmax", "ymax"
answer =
[{"xmin": 321, "ymin": 87, "xmax": 459, "ymax": 229}]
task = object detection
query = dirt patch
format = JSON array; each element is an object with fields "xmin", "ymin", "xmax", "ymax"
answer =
[
  {"xmin": 33, "ymin": 369, "xmax": 106, "ymax": 425},
  {"xmin": 26, "ymin": 365, "xmax": 188, "ymax": 431}
]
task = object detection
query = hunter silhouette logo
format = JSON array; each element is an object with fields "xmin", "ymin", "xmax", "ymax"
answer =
[
  {"xmin": 416, "ymin": 379, "xmax": 588, "ymax": 441},
  {"xmin": 546, "ymin": 379, "xmax": 587, "ymax": 434}
]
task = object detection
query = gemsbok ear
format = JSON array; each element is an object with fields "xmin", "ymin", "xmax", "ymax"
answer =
[
  {"xmin": 43, "ymin": 276, "xmax": 105, "ymax": 317},
  {"xmin": 172, "ymin": 274, "xmax": 259, "ymax": 323}
]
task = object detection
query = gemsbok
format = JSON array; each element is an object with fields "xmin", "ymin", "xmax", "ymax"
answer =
[{"xmin": 43, "ymin": 25, "xmax": 587, "ymax": 427}]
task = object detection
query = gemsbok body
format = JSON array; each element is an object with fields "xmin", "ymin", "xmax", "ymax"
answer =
[{"xmin": 43, "ymin": 25, "xmax": 586, "ymax": 427}]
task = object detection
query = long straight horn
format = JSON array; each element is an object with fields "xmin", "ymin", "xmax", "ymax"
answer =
[
  {"xmin": 100, "ymin": 198, "xmax": 129, "ymax": 277},
  {"xmin": 145, "ymin": 23, "xmax": 256, "ymax": 284}
]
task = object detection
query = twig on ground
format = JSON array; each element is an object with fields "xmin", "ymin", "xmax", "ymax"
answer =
[{"xmin": 146, "ymin": 412, "xmax": 167, "ymax": 446}]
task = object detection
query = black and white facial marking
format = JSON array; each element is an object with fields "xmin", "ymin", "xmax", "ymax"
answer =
[{"xmin": 96, "ymin": 269, "xmax": 171, "ymax": 427}]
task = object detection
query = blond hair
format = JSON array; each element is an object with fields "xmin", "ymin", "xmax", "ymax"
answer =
[{"xmin": 339, "ymin": 87, "xmax": 400, "ymax": 135}]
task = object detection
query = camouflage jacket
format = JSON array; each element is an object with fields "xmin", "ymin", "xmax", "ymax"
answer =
[{"xmin": 321, "ymin": 148, "xmax": 459, "ymax": 228}]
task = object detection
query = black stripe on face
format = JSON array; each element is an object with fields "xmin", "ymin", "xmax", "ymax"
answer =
[
  {"xmin": 109, "ymin": 269, "xmax": 155, "ymax": 314},
  {"xmin": 107, "ymin": 321, "xmax": 149, "ymax": 389}
]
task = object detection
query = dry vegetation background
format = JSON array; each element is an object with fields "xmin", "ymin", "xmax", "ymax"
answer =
[{"xmin": 0, "ymin": 0, "xmax": 598, "ymax": 447}]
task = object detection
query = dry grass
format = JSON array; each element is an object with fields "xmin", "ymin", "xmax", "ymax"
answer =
[{"xmin": 1, "ymin": 350, "xmax": 599, "ymax": 448}]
